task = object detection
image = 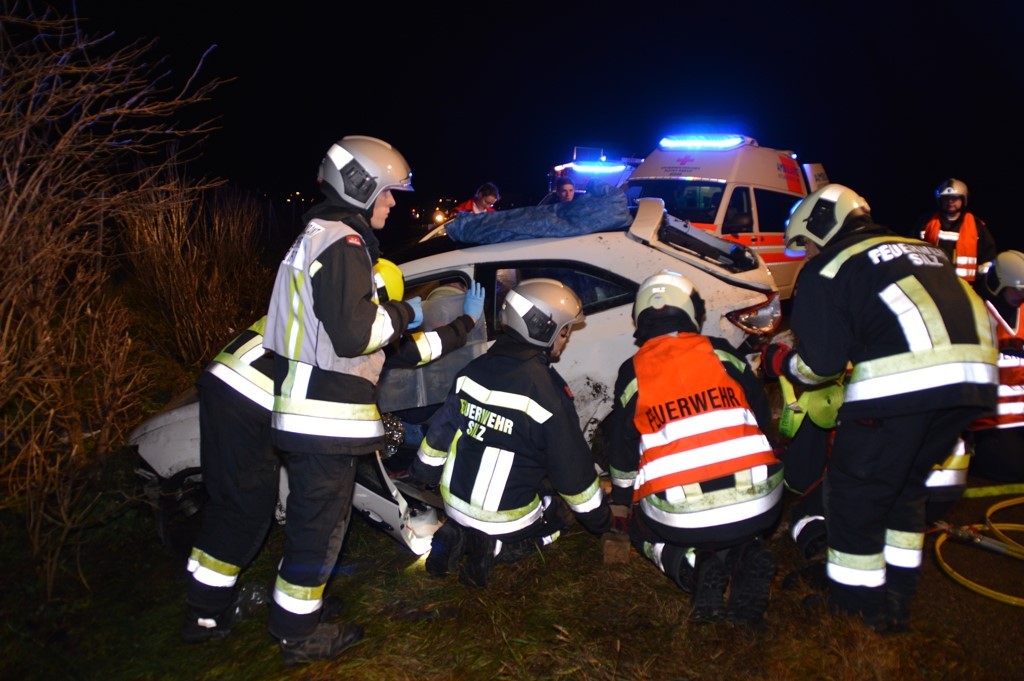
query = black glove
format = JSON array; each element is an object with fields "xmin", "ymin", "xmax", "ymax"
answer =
[{"xmin": 760, "ymin": 342, "xmax": 793, "ymax": 380}]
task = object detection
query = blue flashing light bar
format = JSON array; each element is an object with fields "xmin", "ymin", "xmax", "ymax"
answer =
[
  {"xmin": 659, "ymin": 134, "xmax": 746, "ymax": 151},
  {"xmin": 556, "ymin": 161, "xmax": 628, "ymax": 174}
]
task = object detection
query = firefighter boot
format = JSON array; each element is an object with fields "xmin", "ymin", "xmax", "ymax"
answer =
[
  {"xmin": 182, "ymin": 581, "xmax": 268, "ymax": 644},
  {"xmin": 425, "ymin": 520, "xmax": 466, "ymax": 578},
  {"xmin": 885, "ymin": 565, "xmax": 919, "ymax": 633},
  {"xmin": 279, "ymin": 622, "xmax": 364, "ymax": 667},
  {"xmin": 459, "ymin": 530, "xmax": 496, "ymax": 588},
  {"xmin": 690, "ymin": 550, "xmax": 729, "ymax": 624},
  {"xmin": 725, "ymin": 538, "xmax": 778, "ymax": 627}
]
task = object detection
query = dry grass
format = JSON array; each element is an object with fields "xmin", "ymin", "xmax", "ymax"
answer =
[{"xmin": 4, "ymin": 486, "xmax": 1020, "ymax": 681}]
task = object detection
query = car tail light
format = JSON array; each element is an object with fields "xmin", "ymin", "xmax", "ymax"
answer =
[{"xmin": 726, "ymin": 292, "xmax": 781, "ymax": 336}]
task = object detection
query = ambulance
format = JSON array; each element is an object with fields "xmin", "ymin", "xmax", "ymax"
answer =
[
  {"xmin": 621, "ymin": 134, "xmax": 829, "ymax": 299},
  {"xmin": 545, "ymin": 146, "xmax": 642, "ymax": 199}
]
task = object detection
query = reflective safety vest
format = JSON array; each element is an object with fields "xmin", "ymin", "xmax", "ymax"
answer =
[
  {"xmin": 922, "ymin": 213, "xmax": 980, "ymax": 281},
  {"xmin": 630, "ymin": 334, "xmax": 781, "ymax": 526},
  {"xmin": 264, "ymin": 219, "xmax": 390, "ymax": 443},
  {"xmin": 969, "ymin": 301, "xmax": 1024, "ymax": 431},
  {"xmin": 205, "ymin": 316, "xmax": 274, "ymax": 411}
]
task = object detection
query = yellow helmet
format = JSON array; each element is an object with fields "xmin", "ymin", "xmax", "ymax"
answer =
[{"xmin": 374, "ymin": 258, "xmax": 405, "ymax": 302}]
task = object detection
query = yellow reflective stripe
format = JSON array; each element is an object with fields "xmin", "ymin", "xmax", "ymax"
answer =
[
  {"xmin": 187, "ymin": 548, "xmax": 241, "ymax": 589},
  {"xmin": 442, "ymin": 498, "xmax": 544, "ymax": 535},
  {"xmin": 285, "ymin": 272, "xmax": 306, "ymax": 359},
  {"xmin": 207, "ymin": 362, "xmax": 274, "ymax": 410},
  {"xmin": 827, "ymin": 548, "xmax": 886, "ymax": 587},
  {"xmin": 713, "ymin": 348, "xmax": 746, "ymax": 373},
  {"xmin": 416, "ymin": 439, "xmax": 449, "ymax": 465},
  {"xmin": 792, "ymin": 354, "xmax": 842, "ymax": 385},
  {"xmin": 846, "ymin": 360, "xmax": 997, "ymax": 402},
  {"xmin": 456, "ymin": 376, "xmax": 553, "ymax": 424},
  {"xmin": 273, "ymin": 395, "xmax": 379, "ymax": 420},
  {"xmin": 886, "ymin": 528, "xmax": 925, "ymax": 550},
  {"xmin": 819, "ymin": 237, "xmax": 925, "ymax": 279},
  {"xmin": 851, "ymin": 344, "xmax": 998, "ymax": 382},
  {"xmin": 609, "ymin": 465, "xmax": 636, "ymax": 489},
  {"xmin": 364, "ymin": 306, "xmax": 398, "ymax": 354},
  {"xmin": 884, "ymin": 528, "xmax": 924, "ymax": 568},
  {"xmin": 411, "ymin": 331, "xmax": 443, "ymax": 366},
  {"xmin": 189, "ymin": 547, "xmax": 242, "ymax": 575},
  {"xmin": 561, "ymin": 477, "xmax": 604, "ymax": 513},
  {"xmin": 273, "ymin": 575, "xmax": 324, "ymax": 615},
  {"xmin": 620, "ymin": 378, "xmax": 638, "ymax": 408},
  {"xmin": 641, "ymin": 475, "xmax": 783, "ymax": 528},
  {"xmin": 309, "ymin": 260, "xmax": 323, "ymax": 276},
  {"xmin": 879, "ymin": 276, "xmax": 948, "ymax": 350}
]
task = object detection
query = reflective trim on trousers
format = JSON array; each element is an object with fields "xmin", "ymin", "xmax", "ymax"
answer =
[
  {"xmin": 827, "ymin": 551, "xmax": 886, "ymax": 588},
  {"xmin": 884, "ymin": 544, "xmax": 922, "ymax": 568},
  {"xmin": 926, "ymin": 467, "xmax": 968, "ymax": 488},
  {"xmin": 187, "ymin": 549, "xmax": 241, "ymax": 588}
]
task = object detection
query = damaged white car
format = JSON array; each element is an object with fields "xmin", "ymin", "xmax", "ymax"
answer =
[{"xmin": 131, "ymin": 196, "xmax": 781, "ymax": 555}]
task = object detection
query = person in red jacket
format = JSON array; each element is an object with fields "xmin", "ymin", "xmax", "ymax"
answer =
[{"xmin": 454, "ymin": 182, "xmax": 500, "ymax": 214}]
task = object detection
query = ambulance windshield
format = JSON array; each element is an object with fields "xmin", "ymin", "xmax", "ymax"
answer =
[{"xmin": 623, "ymin": 179, "xmax": 726, "ymax": 225}]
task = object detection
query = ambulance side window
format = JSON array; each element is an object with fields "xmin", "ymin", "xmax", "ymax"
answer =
[
  {"xmin": 723, "ymin": 187, "xmax": 753, "ymax": 235},
  {"xmin": 753, "ymin": 189, "xmax": 802, "ymax": 235}
]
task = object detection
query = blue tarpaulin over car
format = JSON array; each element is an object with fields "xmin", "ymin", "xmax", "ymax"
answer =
[{"xmin": 445, "ymin": 182, "xmax": 632, "ymax": 244}]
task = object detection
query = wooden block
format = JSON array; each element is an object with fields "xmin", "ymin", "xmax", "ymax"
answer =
[{"xmin": 602, "ymin": 532, "xmax": 631, "ymax": 564}]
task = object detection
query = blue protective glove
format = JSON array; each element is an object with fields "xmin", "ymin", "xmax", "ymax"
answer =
[
  {"xmin": 463, "ymin": 280, "xmax": 485, "ymax": 321},
  {"xmin": 406, "ymin": 296, "xmax": 423, "ymax": 330}
]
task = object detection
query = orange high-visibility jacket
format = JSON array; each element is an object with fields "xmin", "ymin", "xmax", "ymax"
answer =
[
  {"xmin": 923, "ymin": 213, "xmax": 979, "ymax": 281},
  {"xmin": 631, "ymin": 334, "xmax": 779, "ymax": 503},
  {"xmin": 970, "ymin": 301, "xmax": 1024, "ymax": 431}
]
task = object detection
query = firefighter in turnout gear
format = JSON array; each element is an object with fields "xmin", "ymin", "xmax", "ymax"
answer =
[
  {"xmin": 607, "ymin": 271, "xmax": 783, "ymax": 625},
  {"xmin": 180, "ymin": 256, "xmax": 485, "ymax": 652},
  {"xmin": 918, "ymin": 178, "xmax": 997, "ymax": 285},
  {"xmin": 261, "ymin": 136, "xmax": 421, "ymax": 665},
  {"xmin": 761, "ymin": 183, "xmax": 998, "ymax": 632},
  {"xmin": 410, "ymin": 278, "xmax": 611, "ymax": 587},
  {"xmin": 967, "ymin": 250, "xmax": 1024, "ymax": 481}
]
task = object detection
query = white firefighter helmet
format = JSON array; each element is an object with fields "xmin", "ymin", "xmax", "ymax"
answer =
[
  {"xmin": 785, "ymin": 183, "xmax": 870, "ymax": 255},
  {"xmin": 500, "ymin": 278, "xmax": 583, "ymax": 347},
  {"xmin": 935, "ymin": 178, "xmax": 968, "ymax": 208},
  {"xmin": 986, "ymin": 250, "xmax": 1024, "ymax": 297},
  {"xmin": 318, "ymin": 135, "xmax": 413, "ymax": 211},
  {"xmin": 632, "ymin": 269, "xmax": 705, "ymax": 329}
]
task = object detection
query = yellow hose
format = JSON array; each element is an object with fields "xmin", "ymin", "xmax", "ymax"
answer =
[{"xmin": 934, "ymin": 496, "xmax": 1024, "ymax": 607}]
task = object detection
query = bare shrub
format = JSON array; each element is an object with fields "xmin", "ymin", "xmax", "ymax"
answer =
[
  {"xmin": 120, "ymin": 175, "xmax": 273, "ymax": 370},
  {"xmin": 0, "ymin": 2, "xmax": 221, "ymax": 598}
]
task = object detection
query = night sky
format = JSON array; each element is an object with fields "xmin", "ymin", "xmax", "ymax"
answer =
[{"xmin": 55, "ymin": 1, "xmax": 1024, "ymax": 249}]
